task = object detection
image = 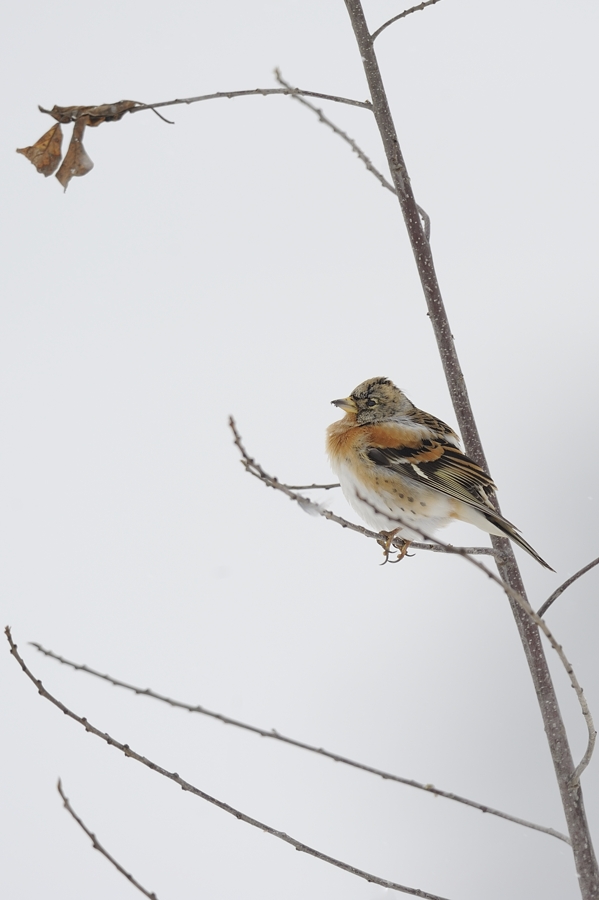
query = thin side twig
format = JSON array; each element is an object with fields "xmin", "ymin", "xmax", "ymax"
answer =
[
  {"xmin": 32, "ymin": 643, "xmax": 569, "ymax": 845},
  {"xmin": 274, "ymin": 69, "xmax": 431, "ymax": 240},
  {"xmin": 275, "ymin": 69, "xmax": 395, "ymax": 195},
  {"xmin": 128, "ymin": 87, "xmax": 372, "ymax": 119},
  {"xmin": 285, "ymin": 482, "xmax": 340, "ymax": 490},
  {"xmin": 5, "ymin": 628, "xmax": 453, "ymax": 900},
  {"xmin": 37, "ymin": 89, "xmax": 372, "ymax": 127},
  {"xmin": 538, "ymin": 556, "xmax": 599, "ymax": 619},
  {"xmin": 57, "ymin": 780, "xmax": 158, "ymax": 900},
  {"xmin": 372, "ymin": 0, "xmax": 444, "ymax": 41},
  {"xmin": 230, "ymin": 416, "xmax": 494, "ymax": 557}
]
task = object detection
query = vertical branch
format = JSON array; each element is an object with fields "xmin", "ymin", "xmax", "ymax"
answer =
[
  {"xmin": 342, "ymin": 2, "xmax": 598, "ymax": 897},
  {"xmin": 344, "ymin": 1, "xmax": 485, "ymax": 463}
]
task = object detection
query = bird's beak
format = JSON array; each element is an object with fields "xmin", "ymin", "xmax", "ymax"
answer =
[{"xmin": 331, "ymin": 396, "xmax": 358, "ymax": 414}]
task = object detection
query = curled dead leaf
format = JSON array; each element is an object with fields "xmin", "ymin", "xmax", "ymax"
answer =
[
  {"xmin": 39, "ymin": 100, "xmax": 140, "ymax": 126},
  {"xmin": 55, "ymin": 118, "xmax": 94, "ymax": 191},
  {"xmin": 16, "ymin": 123, "xmax": 63, "ymax": 176}
]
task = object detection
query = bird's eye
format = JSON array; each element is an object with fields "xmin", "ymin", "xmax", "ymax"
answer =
[{"xmin": 366, "ymin": 398, "xmax": 378, "ymax": 407}]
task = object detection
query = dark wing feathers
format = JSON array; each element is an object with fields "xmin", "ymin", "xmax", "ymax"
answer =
[
  {"xmin": 366, "ymin": 437, "xmax": 554, "ymax": 571},
  {"xmin": 366, "ymin": 442, "xmax": 497, "ymax": 511}
]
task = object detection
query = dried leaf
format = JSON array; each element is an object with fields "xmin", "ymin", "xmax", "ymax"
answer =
[
  {"xmin": 55, "ymin": 118, "xmax": 94, "ymax": 191},
  {"xmin": 85, "ymin": 100, "xmax": 141, "ymax": 126},
  {"xmin": 16, "ymin": 123, "xmax": 63, "ymax": 176},
  {"xmin": 39, "ymin": 100, "xmax": 140, "ymax": 126}
]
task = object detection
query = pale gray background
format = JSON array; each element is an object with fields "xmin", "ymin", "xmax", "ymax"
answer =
[{"xmin": 2, "ymin": 2, "xmax": 598, "ymax": 898}]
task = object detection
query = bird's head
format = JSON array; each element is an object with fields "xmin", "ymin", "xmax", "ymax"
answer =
[{"xmin": 331, "ymin": 377, "xmax": 412, "ymax": 425}]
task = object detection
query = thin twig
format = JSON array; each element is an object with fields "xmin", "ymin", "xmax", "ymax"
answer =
[
  {"xmin": 351, "ymin": 488, "xmax": 597, "ymax": 786},
  {"xmin": 274, "ymin": 70, "xmax": 431, "ymax": 240},
  {"xmin": 285, "ymin": 482, "xmax": 340, "ymax": 490},
  {"xmin": 129, "ymin": 88, "xmax": 372, "ymax": 118},
  {"xmin": 538, "ymin": 557, "xmax": 599, "ymax": 619},
  {"xmin": 149, "ymin": 107, "xmax": 174, "ymax": 125},
  {"xmin": 57, "ymin": 780, "xmax": 158, "ymax": 899},
  {"xmin": 37, "ymin": 90, "xmax": 371, "ymax": 127},
  {"xmin": 372, "ymin": 0, "xmax": 444, "ymax": 41},
  {"xmin": 6, "ymin": 628, "xmax": 453, "ymax": 900},
  {"xmin": 230, "ymin": 417, "xmax": 494, "ymax": 557},
  {"xmin": 32, "ymin": 643, "xmax": 569, "ymax": 845},
  {"xmin": 275, "ymin": 69, "xmax": 395, "ymax": 194}
]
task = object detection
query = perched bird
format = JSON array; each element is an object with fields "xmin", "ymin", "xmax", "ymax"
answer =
[{"xmin": 326, "ymin": 376, "xmax": 552, "ymax": 569}]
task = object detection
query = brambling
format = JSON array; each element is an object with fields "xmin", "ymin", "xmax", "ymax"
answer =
[{"xmin": 326, "ymin": 377, "xmax": 552, "ymax": 569}]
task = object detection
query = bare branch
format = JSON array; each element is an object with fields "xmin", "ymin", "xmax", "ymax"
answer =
[
  {"xmin": 149, "ymin": 107, "xmax": 175, "ymax": 125},
  {"xmin": 6, "ymin": 628, "xmax": 453, "ymax": 900},
  {"xmin": 37, "ymin": 89, "xmax": 371, "ymax": 128},
  {"xmin": 343, "ymin": 3, "xmax": 599, "ymax": 888},
  {"xmin": 372, "ymin": 0, "xmax": 445, "ymax": 42},
  {"xmin": 230, "ymin": 416, "xmax": 494, "ymax": 557},
  {"xmin": 351, "ymin": 488, "xmax": 597, "ymax": 784},
  {"xmin": 32, "ymin": 642, "xmax": 569, "ymax": 845},
  {"xmin": 231, "ymin": 414, "xmax": 595, "ymax": 778},
  {"xmin": 275, "ymin": 69, "xmax": 395, "ymax": 194},
  {"xmin": 57, "ymin": 780, "xmax": 158, "ymax": 899},
  {"xmin": 537, "ymin": 556, "xmax": 599, "ymax": 619},
  {"xmin": 130, "ymin": 88, "xmax": 372, "ymax": 118},
  {"xmin": 285, "ymin": 482, "xmax": 340, "ymax": 490},
  {"xmin": 274, "ymin": 70, "xmax": 431, "ymax": 240}
]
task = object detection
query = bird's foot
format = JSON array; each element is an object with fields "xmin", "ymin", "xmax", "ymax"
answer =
[{"xmin": 377, "ymin": 530, "xmax": 412, "ymax": 565}]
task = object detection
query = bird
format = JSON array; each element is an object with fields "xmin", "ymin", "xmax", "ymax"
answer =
[{"xmin": 326, "ymin": 376, "xmax": 553, "ymax": 569}]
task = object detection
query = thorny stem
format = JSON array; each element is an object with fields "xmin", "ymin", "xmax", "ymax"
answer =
[{"xmin": 342, "ymin": 1, "xmax": 598, "ymax": 896}]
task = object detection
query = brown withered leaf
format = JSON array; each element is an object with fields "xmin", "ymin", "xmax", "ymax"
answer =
[
  {"xmin": 39, "ymin": 100, "xmax": 140, "ymax": 126},
  {"xmin": 55, "ymin": 118, "xmax": 94, "ymax": 191},
  {"xmin": 16, "ymin": 123, "xmax": 63, "ymax": 176}
]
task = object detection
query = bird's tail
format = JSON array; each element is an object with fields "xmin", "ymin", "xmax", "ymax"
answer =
[{"xmin": 484, "ymin": 510, "xmax": 554, "ymax": 572}]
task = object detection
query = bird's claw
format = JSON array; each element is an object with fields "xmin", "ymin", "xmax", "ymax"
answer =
[{"xmin": 377, "ymin": 530, "xmax": 412, "ymax": 565}]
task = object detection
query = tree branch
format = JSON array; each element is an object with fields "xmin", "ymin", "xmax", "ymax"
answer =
[
  {"xmin": 275, "ymin": 69, "xmax": 396, "ymax": 194},
  {"xmin": 128, "ymin": 88, "xmax": 372, "ymax": 118},
  {"xmin": 342, "ymin": 3, "xmax": 599, "ymax": 893},
  {"xmin": 372, "ymin": 0, "xmax": 445, "ymax": 42},
  {"xmin": 230, "ymin": 413, "xmax": 596, "ymax": 782},
  {"xmin": 274, "ymin": 69, "xmax": 430, "ymax": 240},
  {"xmin": 537, "ymin": 556, "xmax": 599, "ymax": 619},
  {"xmin": 32, "ymin": 642, "xmax": 569, "ymax": 845},
  {"xmin": 37, "ymin": 88, "xmax": 371, "ymax": 125},
  {"xmin": 57, "ymin": 780, "xmax": 158, "ymax": 900},
  {"xmin": 350, "ymin": 490, "xmax": 596, "ymax": 785},
  {"xmin": 230, "ymin": 416, "xmax": 495, "ymax": 557},
  {"xmin": 284, "ymin": 482, "xmax": 340, "ymax": 490},
  {"xmin": 6, "ymin": 628, "xmax": 453, "ymax": 900}
]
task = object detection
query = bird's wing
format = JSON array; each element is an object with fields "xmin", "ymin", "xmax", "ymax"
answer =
[
  {"xmin": 366, "ymin": 439, "xmax": 497, "ymax": 512},
  {"xmin": 407, "ymin": 409, "xmax": 461, "ymax": 447},
  {"xmin": 366, "ymin": 433, "xmax": 554, "ymax": 571}
]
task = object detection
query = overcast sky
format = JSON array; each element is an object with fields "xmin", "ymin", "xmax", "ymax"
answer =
[{"xmin": 2, "ymin": 2, "xmax": 599, "ymax": 899}]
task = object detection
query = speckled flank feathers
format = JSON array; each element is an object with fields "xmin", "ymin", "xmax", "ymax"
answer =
[{"xmin": 326, "ymin": 377, "xmax": 553, "ymax": 570}]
